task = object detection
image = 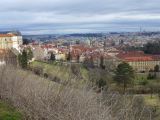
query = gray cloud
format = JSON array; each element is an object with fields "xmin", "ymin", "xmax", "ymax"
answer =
[{"xmin": 0, "ymin": 0, "xmax": 160, "ymax": 34}]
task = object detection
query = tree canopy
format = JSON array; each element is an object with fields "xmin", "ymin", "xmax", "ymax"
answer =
[
  {"xmin": 18, "ymin": 50, "xmax": 28, "ymax": 69},
  {"xmin": 143, "ymin": 41, "xmax": 160, "ymax": 54},
  {"xmin": 23, "ymin": 38, "xmax": 30, "ymax": 45},
  {"xmin": 154, "ymin": 65, "xmax": 160, "ymax": 72},
  {"xmin": 50, "ymin": 52, "xmax": 56, "ymax": 61},
  {"xmin": 27, "ymin": 48, "xmax": 33, "ymax": 60},
  {"xmin": 114, "ymin": 62, "xmax": 134, "ymax": 93}
]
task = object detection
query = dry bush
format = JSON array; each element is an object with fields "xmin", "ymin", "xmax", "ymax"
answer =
[{"xmin": 0, "ymin": 66, "xmax": 153, "ymax": 120}]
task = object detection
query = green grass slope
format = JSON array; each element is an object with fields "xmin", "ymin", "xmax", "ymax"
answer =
[{"xmin": 0, "ymin": 101, "xmax": 22, "ymax": 120}]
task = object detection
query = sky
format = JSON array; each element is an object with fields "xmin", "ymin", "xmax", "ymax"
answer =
[{"xmin": 0, "ymin": 0, "xmax": 160, "ymax": 34}]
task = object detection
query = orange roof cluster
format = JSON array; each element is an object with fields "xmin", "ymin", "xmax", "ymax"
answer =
[
  {"xmin": 69, "ymin": 45, "xmax": 113, "ymax": 61},
  {"xmin": 124, "ymin": 56, "xmax": 153, "ymax": 62},
  {"xmin": 71, "ymin": 45, "xmax": 96, "ymax": 53},
  {"xmin": 0, "ymin": 34, "xmax": 16, "ymax": 37},
  {"xmin": 41, "ymin": 45, "xmax": 55, "ymax": 49},
  {"xmin": 117, "ymin": 51, "xmax": 145, "ymax": 58}
]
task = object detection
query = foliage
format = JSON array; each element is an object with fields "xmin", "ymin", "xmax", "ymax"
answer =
[
  {"xmin": 0, "ymin": 101, "xmax": 22, "ymax": 120},
  {"xmin": 77, "ymin": 55, "xmax": 80, "ymax": 63},
  {"xmin": 88, "ymin": 68, "xmax": 111, "ymax": 89},
  {"xmin": 83, "ymin": 57, "xmax": 94, "ymax": 69},
  {"xmin": 138, "ymin": 78, "xmax": 148, "ymax": 85},
  {"xmin": 70, "ymin": 64, "xmax": 81, "ymax": 77},
  {"xmin": 50, "ymin": 52, "xmax": 55, "ymax": 61},
  {"xmin": 18, "ymin": 48, "xmax": 34, "ymax": 68},
  {"xmin": 18, "ymin": 50, "xmax": 28, "ymax": 69},
  {"xmin": 0, "ymin": 66, "xmax": 153, "ymax": 120},
  {"xmin": 123, "ymin": 46, "xmax": 143, "ymax": 51},
  {"xmin": 147, "ymin": 83, "xmax": 160, "ymax": 98},
  {"xmin": 154, "ymin": 65, "xmax": 160, "ymax": 72},
  {"xmin": 147, "ymin": 71, "xmax": 156, "ymax": 80},
  {"xmin": 100, "ymin": 56, "xmax": 105, "ymax": 69},
  {"xmin": 32, "ymin": 66, "xmax": 43, "ymax": 75},
  {"xmin": 75, "ymin": 40, "xmax": 80, "ymax": 44},
  {"xmin": 23, "ymin": 38, "xmax": 30, "ymax": 45},
  {"xmin": 143, "ymin": 41, "xmax": 160, "ymax": 54},
  {"xmin": 96, "ymin": 78, "xmax": 106, "ymax": 88},
  {"xmin": 66, "ymin": 52, "xmax": 71, "ymax": 61},
  {"xmin": 30, "ymin": 61, "xmax": 89, "ymax": 85},
  {"xmin": 114, "ymin": 62, "xmax": 134, "ymax": 93},
  {"xmin": 27, "ymin": 48, "xmax": 33, "ymax": 60}
]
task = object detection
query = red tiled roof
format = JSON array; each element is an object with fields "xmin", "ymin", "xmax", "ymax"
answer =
[
  {"xmin": 124, "ymin": 56, "xmax": 153, "ymax": 62},
  {"xmin": 41, "ymin": 45, "xmax": 55, "ymax": 49},
  {"xmin": 0, "ymin": 34, "xmax": 16, "ymax": 37},
  {"xmin": 71, "ymin": 45, "xmax": 96, "ymax": 52},
  {"xmin": 117, "ymin": 51, "xmax": 160, "ymax": 62}
]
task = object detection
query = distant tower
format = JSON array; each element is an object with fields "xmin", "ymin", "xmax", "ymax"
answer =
[
  {"xmin": 89, "ymin": 37, "xmax": 92, "ymax": 47},
  {"xmin": 140, "ymin": 27, "xmax": 142, "ymax": 33},
  {"xmin": 103, "ymin": 36, "xmax": 107, "ymax": 51}
]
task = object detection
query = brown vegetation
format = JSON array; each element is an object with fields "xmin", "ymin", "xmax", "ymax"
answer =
[{"xmin": 0, "ymin": 66, "xmax": 153, "ymax": 120}]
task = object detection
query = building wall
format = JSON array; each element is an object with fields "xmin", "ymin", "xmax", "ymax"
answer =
[
  {"xmin": 11, "ymin": 36, "xmax": 23, "ymax": 51},
  {"xmin": 0, "ymin": 35, "xmax": 22, "ymax": 51},
  {"xmin": 33, "ymin": 47, "xmax": 46, "ymax": 60},
  {"xmin": 128, "ymin": 61, "xmax": 160, "ymax": 72},
  {"xmin": 0, "ymin": 50, "xmax": 18, "ymax": 66},
  {"xmin": 0, "ymin": 37, "xmax": 12, "ymax": 49},
  {"xmin": 55, "ymin": 54, "xmax": 66, "ymax": 61}
]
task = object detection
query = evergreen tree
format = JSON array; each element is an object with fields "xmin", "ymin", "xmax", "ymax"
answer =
[
  {"xmin": 67, "ymin": 52, "xmax": 71, "ymax": 61},
  {"xmin": 23, "ymin": 38, "xmax": 30, "ymax": 45},
  {"xmin": 89, "ymin": 56, "xmax": 94, "ymax": 68},
  {"xmin": 147, "ymin": 72, "xmax": 153, "ymax": 80},
  {"xmin": 143, "ymin": 41, "xmax": 160, "ymax": 54},
  {"xmin": 100, "ymin": 56, "xmax": 105, "ymax": 69},
  {"xmin": 96, "ymin": 78, "xmax": 107, "ymax": 89},
  {"xmin": 18, "ymin": 54, "xmax": 22, "ymax": 66},
  {"xmin": 147, "ymin": 69, "xmax": 156, "ymax": 79},
  {"xmin": 114, "ymin": 62, "xmax": 134, "ymax": 93},
  {"xmin": 27, "ymin": 48, "xmax": 33, "ymax": 60},
  {"xmin": 18, "ymin": 50, "xmax": 28, "ymax": 69},
  {"xmin": 50, "ymin": 52, "xmax": 55, "ymax": 61},
  {"xmin": 77, "ymin": 55, "xmax": 80, "ymax": 63},
  {"xmin": 154, "ymin": 65, "xmax": 159, "ymax": 72},
  {"xmin": 83, "ymin": 56, "xmax": 94, "ymax": 69}
]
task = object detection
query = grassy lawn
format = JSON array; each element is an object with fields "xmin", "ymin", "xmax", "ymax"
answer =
[
  {"xmin": 143, "ymin": 94, "xmax": 160, "ymax": 120},
  {"xmin": 134, "ymin": 73, "xmax": 160, "ymax": 86},
  {"xmin": 134, "ymin": 73, "xmax": 148, "ymax": 85},
  {"xmin": 30, "ymin": 61, "xmax": 70, "ymax": 80},
  {"xmin": 0, "ymin": 101, "xmax": 22, "ymax": 120},
  {"xmin": 30, "ymin": 61, "xmax": 89, "ymax": 86},
  {"xmin": 143, "ymin": 95, "xmax": 160, "ymax": 107}
]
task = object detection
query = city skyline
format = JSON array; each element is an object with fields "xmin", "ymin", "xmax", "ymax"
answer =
[{"xmin": 0, "ymin": 0, "xmax": 160, "ymax": 34}]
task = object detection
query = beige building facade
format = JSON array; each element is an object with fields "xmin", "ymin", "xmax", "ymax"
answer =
[
  {"xmin": 0, "ymin": 33, "xmax": 23, "ymax": 51},
  {"xmin": 116, "ymin": 51, "xmax": 160, "ymax": 72},
  {"xmin": 128, "ymin": 60, "xmax": 160, "ymax": 72}
]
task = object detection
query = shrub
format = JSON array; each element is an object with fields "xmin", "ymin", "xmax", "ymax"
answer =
[{"xmin": 139, "ymin": 79, "xmax": 148, "ymax": 85}]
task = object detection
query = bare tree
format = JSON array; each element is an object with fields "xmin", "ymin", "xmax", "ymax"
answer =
[{"xmin": 0, "ymin": 66, "xmax": 153, "ymax": 120}]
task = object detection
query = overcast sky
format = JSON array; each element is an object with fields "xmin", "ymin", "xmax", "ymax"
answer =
[{"xmin": 0, "ymin": 0, "xmax": 160, "ymax": 34}]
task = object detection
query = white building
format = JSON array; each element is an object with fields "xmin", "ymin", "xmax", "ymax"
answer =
[{"xmin": 0, "ymin": 32, "xmax": 23, "ymax": 51}]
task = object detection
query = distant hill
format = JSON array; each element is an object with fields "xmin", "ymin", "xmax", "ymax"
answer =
[{"xmin": 0, "ymin": 31, "xmax": 22, "ymax": 36}]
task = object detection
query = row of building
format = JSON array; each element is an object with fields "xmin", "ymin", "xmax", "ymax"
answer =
[
  {"xmin": 117, "ymin": 51, "xmax": 160, "ymax": 72},
  {"xmin": 0, "ymin": 31, "xmax": 160, "ymax": 72},
  {"xmin": 26, "ymin": 41, "xmax": 160, "ymax": 72}
]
